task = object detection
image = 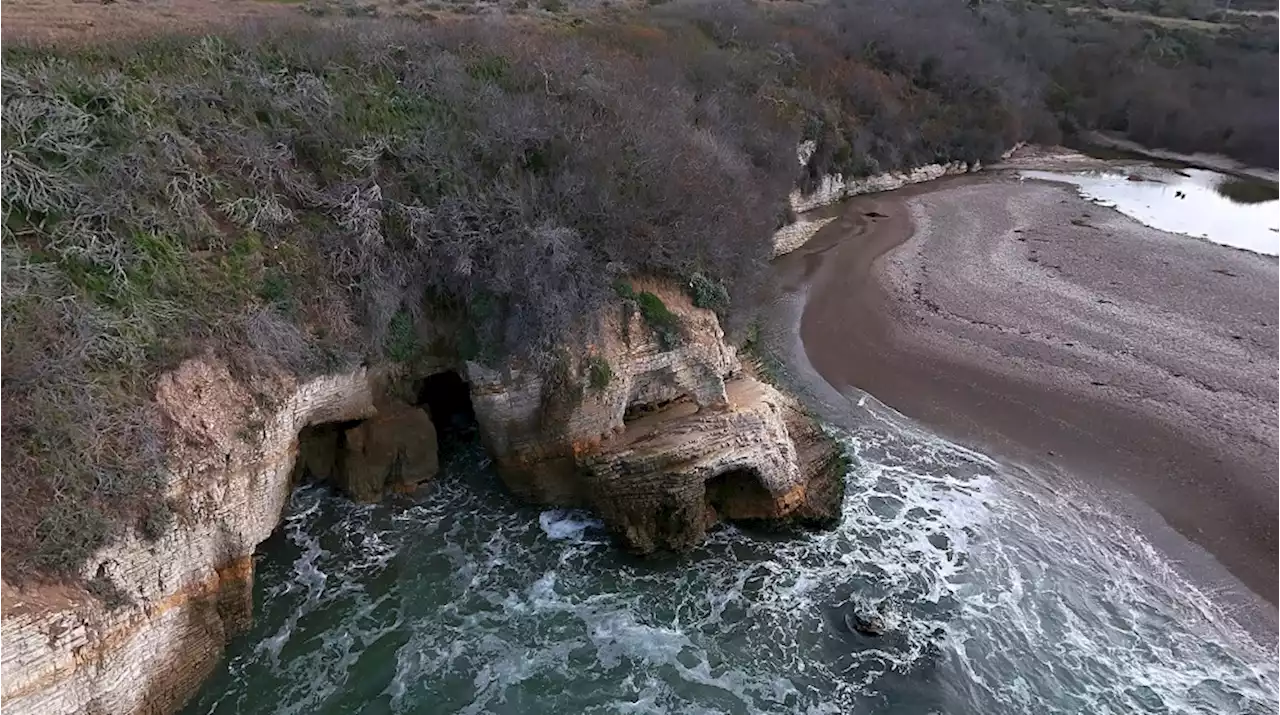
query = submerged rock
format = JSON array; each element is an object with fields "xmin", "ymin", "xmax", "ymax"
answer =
[{"xmin": 853, "ymin": 612, "xmax": 887, "ymax": 637}]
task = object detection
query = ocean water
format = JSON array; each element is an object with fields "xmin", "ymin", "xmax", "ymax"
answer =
[
  {"xmin": 183, "ymin": 405, "xmax": 1278, "ymax": 715},
  {"xmin": 1019, "ymin": 168, "xmax": 1280, "ymax": 256}
]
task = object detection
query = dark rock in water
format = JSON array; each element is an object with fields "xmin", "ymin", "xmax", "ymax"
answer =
[
  {"xmin": 853, "ymin": 611, "xmax": 887, "ymax": 636},
  {"xmin": 1126, "ymin": 173, "xmax": 1144, "ymax": 182},
  {"xmin": 341, "ymin": 403, "xmax": 439, "ymax": 501},
  {"xmin": 864, "ymin": 211, "xmax": 888, "ymax": 219}
]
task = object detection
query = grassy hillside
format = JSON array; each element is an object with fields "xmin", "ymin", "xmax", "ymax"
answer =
[{"xmin": 2, "ymin": 0, "xmax": 1274, "ymax": 585}]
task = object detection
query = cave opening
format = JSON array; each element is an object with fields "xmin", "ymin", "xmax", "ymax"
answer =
[
  {"xmin": 286, "ymin": 370, "xmax": 480, "ymax": 501},
  {"xmin": 704, "ymin": 467, "xmax": 776, "ymax": 524},
  {"xmin": 622, "ymin": 395, "xmax": 688, "ymax": 423},
  {"xmin": 415, "ymin": 370, "xmax": 478, "ymax": 458},
  {"xmin": 292, "ymin": 419, "xmax": 363, "ymax": 487}
]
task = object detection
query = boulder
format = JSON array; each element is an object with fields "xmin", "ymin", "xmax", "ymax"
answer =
[
  {"xmin": 583, "ymin": 376, "xmax": 843, "ymax": 553},
  {"xmin": 336, "ymin": 403, "xmax": 439, "ymax": 502}
]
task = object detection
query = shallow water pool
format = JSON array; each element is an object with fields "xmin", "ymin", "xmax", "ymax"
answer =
[{"xmin": 1021, "ymin": 167, "xmax": 1279, "ymax": 256}]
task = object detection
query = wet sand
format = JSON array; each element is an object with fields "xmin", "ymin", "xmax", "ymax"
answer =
[{"xmin": 771, "ymin": 174, "xmax": 1279, "ymax": 608}]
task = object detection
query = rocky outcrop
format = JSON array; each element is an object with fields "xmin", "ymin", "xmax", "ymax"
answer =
[
  {"xmin": 773, "ymin": 216, "xmax": 839, "ymax": 257},
  {"xmin": 469, "ymin": 280, "xmax": 844, "ymax": 553},
  {"xmin": 0, "ymin": 359, "xmax": 391, "ymax": 715},
  {"xmin": 772, "ymin": 159, "xmax": 977, "ymax": 257},
  {"xmin": 467, "ymin": 280, "xmax": 738, "ymax": 506},
  {"xmin": 772, "ymin": 140, "xmax": 1013, "ymax": 256},
  {"xmin": 584, "ymin": 377, "xmax": 843, "ymax": 552},
  {"xmin": 788, "ymin": 159, "xmax": 979, "ymax": 216},
  {"xmin": 0, "ymin": 282, "xmax": 846, "ymax": 715}
]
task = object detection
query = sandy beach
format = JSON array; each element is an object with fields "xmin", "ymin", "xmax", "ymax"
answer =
[{"xmin": 769, "ymin": 172, "xmax": 1279, "ymax": 609}]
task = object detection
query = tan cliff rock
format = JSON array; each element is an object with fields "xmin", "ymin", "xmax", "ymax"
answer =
[
  {"xmin": 467, "ymin": 280, "xmax": 738, "ymax": 506},
  {"xmin": 296, "ymin": 402, "xmax": 440, "ymax": 502},
  {"xmin": 771, "ymin": 141, "xmax": 1026, "ymax": 256},
  {"xmin": 585, "ymin": 377, "xmax": 843, "ymax": 553},
  {"xmin": 468, "ymin": 282, "xmax": 843, "ymax": 554},
  {"xmin": 0, "ymin": 283, "xmax": 846, "ymax": 715},
  {"xmin": 2, "ymin": 359, "xmax": 387, "ymax": 715}
]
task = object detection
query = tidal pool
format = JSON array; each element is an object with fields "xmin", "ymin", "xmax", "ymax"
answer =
[{"xmin": 1021, "ymin": 167, "xmax": 1280, "ymax": 256}]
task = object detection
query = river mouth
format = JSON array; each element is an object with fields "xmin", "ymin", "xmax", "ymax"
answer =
[{"xmin": 183, "ymin": 405, "xmax": 1278, "ymax": 715}]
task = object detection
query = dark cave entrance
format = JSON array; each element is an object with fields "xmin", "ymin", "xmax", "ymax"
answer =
[
  {"xmin": 292, "ymin": 418, "xmax": 363, "ymax": 487},
  {"xmin": 415, "ymin": 370, "xmax": 478, "ymax": 458},
  {"xmin": 705, "ymin": 467, "xmax": 776, "ymax": 523},
  {"xmin": 289, "ymin": 370, "xmax": 479, "ymax": 497}
]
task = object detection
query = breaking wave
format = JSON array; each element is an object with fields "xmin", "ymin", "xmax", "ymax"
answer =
[{"xmin": 186, "ymin": 407, "xmax": 1278, "ymax": 715}]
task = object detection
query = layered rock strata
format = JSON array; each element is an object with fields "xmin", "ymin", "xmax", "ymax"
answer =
[
  {"xmin": 2, "ymin": 359, "xmax": 387, "ymax": 715},
  {"xmin": 585, "ymin": 377, "xmax": 844, "ymax": 553},
  {"xmin": 1, "ymin": 282, "xmax": 845, "ymax": 715},
  {"xmin": 467, "ymin": 281, "xmax": 843, "ymax": 553},
  {"xmin": 770, "ymin": 140, "xmax": 1026, "ymax": 256}
]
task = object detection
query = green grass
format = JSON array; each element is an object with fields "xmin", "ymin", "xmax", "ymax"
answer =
[
  {"xmin": 586, "ymin": 355, "xmax": 613, "ymax": 391},
  {"xmin": 385, "ymin": 310, "xmax": 420, "ymax": 362},
  {"xmin": 635, "ymin": 291, "xmax": 682, "ymax": 350}
]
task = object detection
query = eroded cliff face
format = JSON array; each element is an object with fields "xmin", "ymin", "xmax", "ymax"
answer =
[
  {"xmin": 585, "ymin": 377, "xmax": 843, "ymax": 553},
  {"xmin": 469, "ymin": 282, "xmax": 843, "ymax": 554},
  {"xmin": 467, "ymin": 281, "xmax": 738, "ymax": 505},
  {"xmin": 0, "ymin": 282, "xmax": 845, "ymax": 715},
  {"xmin": 771, "ymin": 144, "xmax": 977, "ymax": 257},
  {"xmin": 1, "ymin": 359, "xmax": 388, "ymax": 715},
  {"xmin": 771, "ymin": 141, "xmax": 1026, "ymax": 256}
]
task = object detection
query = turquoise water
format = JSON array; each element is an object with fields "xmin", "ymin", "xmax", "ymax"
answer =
[{"xmin": 184, "ymin": 408, "xmax": 1278, "ymax": 715}]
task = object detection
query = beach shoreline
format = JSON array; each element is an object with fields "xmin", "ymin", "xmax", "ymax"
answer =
[{"xmin": 766, "ymin": 171, "xmax": 1278, "ymax": 636}]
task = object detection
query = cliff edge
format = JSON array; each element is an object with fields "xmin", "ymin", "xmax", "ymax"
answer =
[{"xmin": 0, "ymin": 284, "xmax": 844, "ymax": 715}]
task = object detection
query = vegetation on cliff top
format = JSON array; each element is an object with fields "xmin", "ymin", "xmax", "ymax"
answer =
[{"xmin": 2, "ymin": 0, "xmax": 1275, "ymax": 583}]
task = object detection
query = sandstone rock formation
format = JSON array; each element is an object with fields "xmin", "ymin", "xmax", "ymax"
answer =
[
  {"xmin": 467, "ymin": 280, "xmax": 738, "ymax": 506},
  {"xmin": 295, "ymin": 403, "xmax": 440, "ymax": 502},
  {"xmin": 469, "ymin": 281, "xmax": 844, "ymax": 553},
  {"xmin": 2, "ymin": 358, "xmax": 385, "ymax": 715},
  {"xmin": 584, "ymin": 377, "xmax": 844, "ymax": 553},
  {"xmin": 0, "ymin": 281, "xmax": 846, "ymax": 715}
]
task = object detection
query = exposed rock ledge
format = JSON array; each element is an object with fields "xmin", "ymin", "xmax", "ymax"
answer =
[
  {"xmin": 771, "ymin": 141, "xmax": 1025, "ymax": 256},
  {"xmin": 0, "ymin": 282, "xmax": 843, "ymax": 715}
]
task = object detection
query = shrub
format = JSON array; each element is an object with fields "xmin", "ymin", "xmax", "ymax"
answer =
[
  {"xmin": 385, "ymin": 310, "xmax": 419, "ymax": 363},
  {"xmin": 635, "ymin": 292, "xmax": 681, "ymax": 349},
  {"xmin": 587, "ymin": 355, "xmax": 613, "ymax": 392},
  {"xmin": 689, "ymin": 272, "xmax": 730, "ymax": 315}
]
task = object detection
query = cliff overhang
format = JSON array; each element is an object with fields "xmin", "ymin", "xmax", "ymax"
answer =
[{"xmin": 0, "ymin": 281, "xmax": 845, "ymax": 715}]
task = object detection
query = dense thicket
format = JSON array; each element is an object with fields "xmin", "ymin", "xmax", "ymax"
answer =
[
  {"xmin": 1003, "ymin": 1, "xmax": 1279, "ymax": 162},
  {"xmin": 2, "ymin": 0, "xmax": 1275, "ymax": 582}
]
